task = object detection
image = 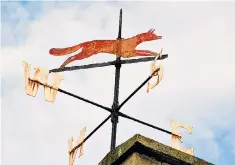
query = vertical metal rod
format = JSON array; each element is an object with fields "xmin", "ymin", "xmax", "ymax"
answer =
[{"xmin": 110, "ymin": 9, "xmax": 122, "ymax": 151}]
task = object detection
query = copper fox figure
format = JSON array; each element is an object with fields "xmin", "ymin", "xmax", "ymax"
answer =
[{"xmin": 49, "ymin": 29, "xmax": 162, "ymax": 68}]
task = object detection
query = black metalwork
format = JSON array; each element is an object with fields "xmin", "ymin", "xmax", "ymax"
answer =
[
  {"xmin": 29, "ymin": 79, "xmax": 112, "ymax": 113},
  {"xmin": 57, "ymin": 88, "xmax": 112, "ymax": 113},
  {"xmin": 118, "ymin": 112, "xmax": 179, "ymax": 137},
  {"xmin": 70, "ymin": 114, "xmax": 111, "ymax": 154},
  {"xmin": 117, "ymin": 68, "xmax": 160, "ymax": 111},
  {"xmin": 44, "ymin": 9, "xmax": 180, "ymax": 153},
  {"xmin": 49, "ymin": 55, "xmax": 168, "ymax": 73},
  {"xmin": 110, "ymin": 8, "xmax": 123, "ymax": 151}
]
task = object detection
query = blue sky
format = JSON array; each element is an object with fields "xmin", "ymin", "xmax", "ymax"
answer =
[{"xmin": 1, "ymin": 1, "xmax": 235, "ymax": 165}]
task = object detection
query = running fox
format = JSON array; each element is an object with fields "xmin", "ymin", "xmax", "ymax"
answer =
[{"xmin": 49, "ymin": 29, "xmax": 162, "ymax": 68}]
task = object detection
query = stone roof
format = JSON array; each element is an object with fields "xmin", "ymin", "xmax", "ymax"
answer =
[{"xmin": 98, "ymin": 134, "xmax": 213, "ymax": 165}]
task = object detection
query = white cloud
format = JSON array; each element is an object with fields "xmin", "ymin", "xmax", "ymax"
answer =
[{"xmin": 1, "ymin": 1, "xmax": 235, "ymax": 165}]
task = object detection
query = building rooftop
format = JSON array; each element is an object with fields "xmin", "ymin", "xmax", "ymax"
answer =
[{"xmin": 99, "ymin": 134, "xmax": 213, "ymax": 165}]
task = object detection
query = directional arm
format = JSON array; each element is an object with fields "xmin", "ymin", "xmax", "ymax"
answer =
[
  {"xmin": 117, "ymin": 68, "xmax": 160, "ymax": 111},
  {"xmin": 69, "ymin": 114, "xmax": 111, "ymax": 154},
  {"xmin": 57, "ymin": 88, "xmax": 112, "ymax": 113},
  {"xmin": 118, "ymin": 112, "xmax": 180, "ymax": 138},
  {"xmin": 29, "ymin": 79, "xmax": 112, "ymax": 113}
]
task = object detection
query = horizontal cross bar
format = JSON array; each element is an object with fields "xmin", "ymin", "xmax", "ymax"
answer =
[
  {"xmin": 118, "ymin": 112, "xmax": 181, "ymax": 139},
  {"xmin": 70, "ymin": 114, "xmax": 111, "ymax": 154},
  {"xmin": 29, "ymin": 79, "xmax": 112, "ymax": 113},
  {"xmin": 49, "ymin": 54, "xmax": 168, "ymax": 73},
  {"xmin": 49, "ymin": 61, "xmax": 116, "ymax": 73}
]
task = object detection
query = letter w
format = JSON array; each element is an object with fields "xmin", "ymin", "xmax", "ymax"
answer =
[{"xmin": 22, "ymin": 61, "xmax": 64, "ymax": 103}]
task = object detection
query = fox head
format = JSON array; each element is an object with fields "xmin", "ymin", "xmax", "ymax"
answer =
[{"xmin": 137, "ymin": 29, "xmax": 162, "ymax": 42}]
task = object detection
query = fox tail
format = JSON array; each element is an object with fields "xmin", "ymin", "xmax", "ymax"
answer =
[{"xmin": 49, "ymin": 42, "xmax": 84, "ymax": 56}]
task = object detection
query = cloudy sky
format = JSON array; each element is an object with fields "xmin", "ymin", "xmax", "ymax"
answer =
[{"xmin": 1, "ymin": 1, "xmax": 235, "ymax": 165}]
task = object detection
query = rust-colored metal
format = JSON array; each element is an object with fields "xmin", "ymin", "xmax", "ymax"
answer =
[
  {"xmin": 22, "ymin": 61, "xmax": 40, "ymax": 96},
  {"xmin": 49, "ymin": 29, "xmax": 162, "ymax": 68},
  {"xmin": 22, "ymin": 61, "xmax": 64, "ymax": 103},
  {"xmin": 147, "ymin": 49, "xmax": 164, "ymax": 93},
  {"xmin": 68, "ymin": 127, "xmax": 86, "ymax": 165},
  {"xmin": 170, "ymin": 120, "xmax": 194, "ymax": 156}
]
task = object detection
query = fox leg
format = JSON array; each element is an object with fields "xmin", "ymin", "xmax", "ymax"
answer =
[
  {"xmin": 135, "ymin": 50, "xmax": 153, "ymax": 56},
  {"xmin": 60, "ymin": 51, "xmax": 96, "ymax": 68}
]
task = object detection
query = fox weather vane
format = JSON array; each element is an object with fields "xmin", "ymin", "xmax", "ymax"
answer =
[{"xmin": 22, "ymin": 9, "xmax": 194, "ymax": 165}]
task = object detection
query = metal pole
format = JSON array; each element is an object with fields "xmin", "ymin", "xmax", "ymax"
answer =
[{"xmin": 110, "ymin": 9, "xmax": 122, "ymax": 151}]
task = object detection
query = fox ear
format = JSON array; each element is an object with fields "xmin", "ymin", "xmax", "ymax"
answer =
[
  {"xmin": 148, "ymin": 29, "xmax": 153, "ymax": 33},
  {"xmin": 148, "ymin": 28, "xmax": 155, "ymax": 33}
]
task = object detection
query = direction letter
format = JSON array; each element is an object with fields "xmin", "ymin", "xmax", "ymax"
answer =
[
  {"xmin": 22, "ymin": 61, "xmax": 64, "ymax": 102},
  {"xmin": 22, "ymin": 61, "xmax": 40, "ymax": 97},
  {"xmin": 170, "ymin": 120, "xmax": 194, "ymax": 155},
  {"xmin": 44, "ymin": 72, "xmax": 64, "ymax": 103},
  {"xmin": 68, "ymin": 127, "xmax": 86, "ymax": 165},
  {"xmin": 147, "ymin": 49, "xmax": 164, "ymax": 93}
]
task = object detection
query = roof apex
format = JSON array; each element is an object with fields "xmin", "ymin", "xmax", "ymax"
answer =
[{"xmin": 98, "ymin": 134, "xmax": 213, "ymax": 165}]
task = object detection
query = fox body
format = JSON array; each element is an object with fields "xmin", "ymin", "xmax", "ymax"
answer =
[{"xmin": 49, "ymin": 29, "xmax": 162, "ymax": 68}]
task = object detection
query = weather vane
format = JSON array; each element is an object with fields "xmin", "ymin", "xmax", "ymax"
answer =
[{"xmin": 22, "ymin": 9, "xmax": 194, "ymax": 165}]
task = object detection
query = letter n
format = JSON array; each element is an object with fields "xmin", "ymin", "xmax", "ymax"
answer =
[{"xmin": 68, "ymin": 127, "xmax": 86, "ymax": 165}]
